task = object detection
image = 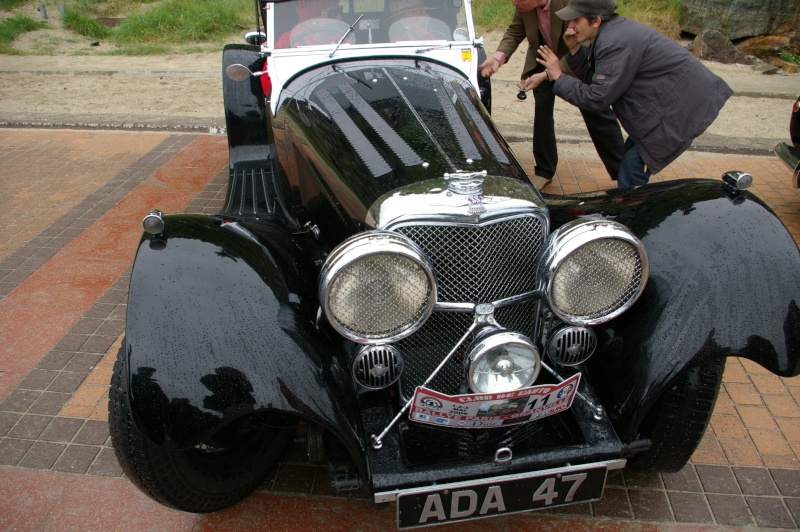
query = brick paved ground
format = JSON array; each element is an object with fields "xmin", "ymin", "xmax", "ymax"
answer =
[{"xmin": 1, "ymin": 129, "xmax": 799, "ymax": 530}]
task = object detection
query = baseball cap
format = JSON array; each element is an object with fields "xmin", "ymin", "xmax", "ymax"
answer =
[{"xmin": 555, "ymin": 0, "xmax": 617, "ymax": 21}]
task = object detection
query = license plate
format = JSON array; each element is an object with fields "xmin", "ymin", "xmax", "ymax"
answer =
[{"xmin": 395, "ymin": 461, "xmax": 616, "ymax": 529}]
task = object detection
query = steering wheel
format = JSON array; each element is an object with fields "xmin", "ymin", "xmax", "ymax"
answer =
[
  {"xmin": 388, "ymin": 16, "xmax": 451, "ymax": 42},
  {"xmin": 289, "ymin": 18, "xmax": 355, "ymax": 47}
]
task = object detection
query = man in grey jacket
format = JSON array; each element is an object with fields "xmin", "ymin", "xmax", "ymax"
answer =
[
  {"xmin": 530, "ymin": 0, "xmax": 733, "ymax": 187},
  {"xmin": 479, "ymin": 0, "xmax": 623, "ymax": 188}
]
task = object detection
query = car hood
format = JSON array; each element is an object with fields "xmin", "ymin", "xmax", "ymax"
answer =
[{"xmin": 273, "ymin": 58, "xmax": 530, "ymax": 227}]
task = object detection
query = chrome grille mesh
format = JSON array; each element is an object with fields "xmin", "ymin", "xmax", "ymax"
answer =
[
  {"xmin": 395, "ymin": 216, "xmax": 544, "ymax": 302},
  {"xmin": 397, "ymin": 312, "xmax": 472, "ymax": 397},
  {"xmin": 394, "ymin": 216, "xmax": 544, "ymax": 397}
]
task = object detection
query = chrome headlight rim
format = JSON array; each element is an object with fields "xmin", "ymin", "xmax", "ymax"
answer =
[
  {"xmin": 540, "ymin": 219, "xmax": 649, "ymax": 326},
  {"xmin": 319, "ymin": 230, "xmax": 437, "ymax": 344},
  {"xmin": 466, "ymin": 329, "xmax": 541, "ymax": 394}
]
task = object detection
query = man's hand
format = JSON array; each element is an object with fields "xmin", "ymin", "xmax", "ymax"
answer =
[
  {"xmin": 479, "ymin": 56, "xmax": 500, "ymax": 78},
  {"xmin": 563, "ymin": 28, "xmax": 580, "ymax": 55},
  {"xmin": 517, "ymin": 71, "xmax": 548, "ymax": 92},
  {"xmin": 536, "ymin": 45, "xmax": 563, "ymax": 81}
]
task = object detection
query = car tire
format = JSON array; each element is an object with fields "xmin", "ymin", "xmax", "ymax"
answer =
[
  {"xmin": 108, "ymin": 338, "xmax": 294, "ymax": 513},
  {"xmin": 627, "ymin": 358, "xmax": 725, "ymax": 472}
]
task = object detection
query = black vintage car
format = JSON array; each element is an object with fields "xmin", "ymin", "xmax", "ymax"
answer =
[{"xmin": 109, "ymin": 0, "xmax": 800, "ymax": 528}]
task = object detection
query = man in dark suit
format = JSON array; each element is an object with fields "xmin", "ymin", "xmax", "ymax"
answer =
[{"xmin": 479, "ymin": 0, "xmax": 623, "ymax": 188}]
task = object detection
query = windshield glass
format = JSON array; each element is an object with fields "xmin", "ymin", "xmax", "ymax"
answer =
[{"xmin": 271, "ymin": 0, "xmax": 470, "ymax": 49}]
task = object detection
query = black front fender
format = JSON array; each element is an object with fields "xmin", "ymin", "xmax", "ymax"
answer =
[
  {"xmin": 547, "ymin": 179, "xmax": 800, "ymax": 440},
  {"xmin": 124, "ymin": 215, "xmax": 365, "ymax": 472}
]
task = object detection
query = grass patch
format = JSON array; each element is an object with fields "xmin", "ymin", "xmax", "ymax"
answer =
[
  {"xmin": 1, "ymin": 0, "xmax": 680, "ymax": 55},
  {"xmin": 67, "ymin": 0, "xmax": 161, "ymax": 17},
  {"xmin": 0, "ymin": 0, "xmax": 28, "ymax": 9},
  {"xmin": 62, "ymin": 9, "xmax": 112, "ymax": 39},
  {"xmin": 0, "ymin": 16, "xmax": 46, "ymax": 53},
  {"xmin": 113, "ymin": 0, "xmax": 249, "ymax": 44},
  {"xmin": 618, "ymin": 0, "xmax": 681, "ymax": 39},
  {"xmin": 779, "ymin": 51, "xmax": 800, "ymax": 64},
  {"xmin": 473, "ymin": 0, "xmax": 681, "ymax": 38},
  {"xmin": 472, "ymin": 0, "xmax": 515, "ymax": 33}
]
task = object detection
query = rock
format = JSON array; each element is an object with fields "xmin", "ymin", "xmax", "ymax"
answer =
[
  {"xmin": 681, "ymin": 0, "xmax": 800, "ymax": 40},
  {"xmin": 785, "ymin": 62, "xmax": 800, "ymax": 73},
  {"xmin": 736, "ymin": 32, "xmax": 800, "ymax": 72},
  {"xmin": 770, "ymin": 57, "xmax": 800, "ymax": 73},
  {"xmin": 737, "ymin": 33, "xmax": 796, "ymax": 61},
  {"xmin": 751, "ymin": 63, "xmax": 781, "ymax": 74},
  {"xmin": 690, "ymin": 30, "xmax": 756, "ymax": 64}
]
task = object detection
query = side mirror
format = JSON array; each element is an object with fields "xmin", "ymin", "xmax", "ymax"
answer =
[
  {"xmin": 226, "ymin": 64, "xmax": 257, "ymax": 82},
  {"xmin": 245, "ymin": 31, "xmax": 266, "ymax": 45}
]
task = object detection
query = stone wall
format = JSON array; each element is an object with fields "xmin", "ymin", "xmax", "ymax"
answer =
[{"xmin": 681, "ymin": 0, "xmax": 800, "ymax": 39}]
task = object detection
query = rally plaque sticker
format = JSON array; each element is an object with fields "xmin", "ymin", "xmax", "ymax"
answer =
[{"xmin": 410, "ymin": 374, "xmax": 581, "ymax": 428}]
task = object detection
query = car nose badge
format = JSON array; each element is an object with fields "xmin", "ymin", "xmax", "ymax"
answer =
[{"xmin": 444, "ymin": 170, "xmax": 487, "ymax": 214}]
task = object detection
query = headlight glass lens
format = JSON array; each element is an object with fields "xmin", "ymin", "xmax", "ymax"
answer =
[
  {"xmin": 321, "ymin": 232, "xmax": 436, "ymax": 343},
  {"xmin": 542, "ymin": 221, "xmax": 648, "ymax": 325},
  {"xmin": 329, "ymin": 254, "xmax": 431, "ymax": 336},
  {"xmin": 467, "ymin": 332, "xmax": 540, "ymax": 394},
  {"xmin": 552, "ymin": 238, "xmax": 643, "ymax": 318}
]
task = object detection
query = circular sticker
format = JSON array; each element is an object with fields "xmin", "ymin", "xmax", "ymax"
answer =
[{"xmin": 420, "ymin": 397, "xmax": 442, "ymax": 409}]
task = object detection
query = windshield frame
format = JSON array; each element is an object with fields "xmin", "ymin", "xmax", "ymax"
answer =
[
  {"xmin": 265, "ymin": 0, "xmax": 475, "ymax": 52},
  {"xmin": 259, "ymin": 0, "xmax": 481, "ymax": 114}
]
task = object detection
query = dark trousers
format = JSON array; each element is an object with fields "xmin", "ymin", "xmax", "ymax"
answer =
[{"xmin": 531, "ymin": 67, "xmax": 623, "ymax": 180}]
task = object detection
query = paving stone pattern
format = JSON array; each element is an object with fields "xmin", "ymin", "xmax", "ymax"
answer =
[{"xmin": 1, "ymin": 131, "xmax": 799, "ymax": 528}]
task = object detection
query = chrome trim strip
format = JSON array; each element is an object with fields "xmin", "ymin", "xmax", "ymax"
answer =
[
  {"xmin": 491, "ymin": 291, "xmax": 540, "ymax": 309},
  {"xmin": 373, "ymin": 459, "xmax": 627, "ymax": 503},
  {"xmin": 367, "ymin": 176, "xmax": 548, "ymax": 230},
  {"xmin": 384, "ymin": 214, "xmax": 549, "ymax": 239},
  {"xmin": 434, "ymin": 292, "xmax": 540, "ymax": 313},
  {"xmin": 434, "ymin": 302, "xmax": 475, "ymax": 312}
]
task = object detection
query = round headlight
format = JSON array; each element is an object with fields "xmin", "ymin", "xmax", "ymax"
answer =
[
  {"xmin": 467, "ymin": 331, "xmax": 541, "ymax": 394},
  {"xmin": 319, "ymin": 231, "xmax": 436, "ymax": 343},
  {"xmin": 540, "ymin": 220, "xmax": 648, "ymax": 325}
]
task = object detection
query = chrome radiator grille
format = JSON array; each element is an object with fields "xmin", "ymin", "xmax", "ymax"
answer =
[
  {"xmin": 394, "ymin": 215, "xmax": 545, "ymax": 397},
  {"xmin": 395, "ymin": 216, "xmax": 544, "ymax": 302}
]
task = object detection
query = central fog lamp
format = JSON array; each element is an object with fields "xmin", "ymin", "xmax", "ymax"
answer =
[{"xmin": 466, "ymin": 330, "xmax": 541, "ymax": 394}]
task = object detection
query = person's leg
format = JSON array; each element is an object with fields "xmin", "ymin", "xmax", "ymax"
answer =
[
  {"xmin": 618, "ymin": 137, "xmax": 652, "ymax": 188},
  {"xmin": 531, "ymin": 68, "xmax": 557, "ymax": 179},
  {"xmin": 580, "ymin": 107, "xmax": 623, "ymax": 180}
]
